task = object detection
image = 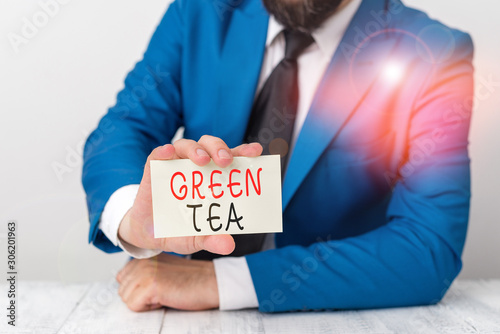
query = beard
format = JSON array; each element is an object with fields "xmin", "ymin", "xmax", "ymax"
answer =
[{"xmin": 262, "ymin": 0, "xmax": 345, "ymax": 32}]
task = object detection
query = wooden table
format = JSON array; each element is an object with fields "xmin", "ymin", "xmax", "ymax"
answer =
[{"xmin": 1, "ymin": 280, "xmax": 499, "ymax": 333}]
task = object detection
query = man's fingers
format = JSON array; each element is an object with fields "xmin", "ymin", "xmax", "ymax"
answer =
[
  {"xmin": 147, "ymin": 144, "xmax": 177, "ymax": 163},
  {"xmin": 231, "ymin": 142, "xmax": 263, "ymax": 157},
  {"xmin": 160, "ymin": 235, "xmax": 235, "ymax": 255},
  {"xmin": 146, "ymin": 303, "xmax": 163, "ymax": 311},
  {"xmin": 141, "ymin": 144, "xmax": 177, "ymax": 186},
  {"xmin": 116, "ymin": 259, "xmax": 137, "ymax": 284},
  {"xmin": 173, "ymin": 139, "xmax": 211, "ymax": 166},
  {"xmin": 198, "ymin": 135, "xmax": 233, "ymax": 168},
  {"xmin": 123, "ymin": 284, "xmax": 153, "ymax": 312},
  {"xmin": 198, "ymin": 235, "xmax": 236, "ymax": 255},
  {"xmin": 120, "ymin": 273, "xmax": 145, "ymax": 306}
]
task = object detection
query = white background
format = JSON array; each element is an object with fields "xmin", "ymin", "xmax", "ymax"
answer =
[{"xmin": 0, "ymin": 0, "xmax": 498, "ymax": 283}]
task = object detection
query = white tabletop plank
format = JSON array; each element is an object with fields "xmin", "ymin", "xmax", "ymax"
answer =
[
  {"xmin": 1, "ymin": 280, "xmax": 499, "ymax": 334},
  {"xmin": 162, "ymin": 280, "xmax": 500, "ymax": 334},
  {"xmin": 0, "ymin": 281, "xmax": 89, "ymax": 334},
  {"xmin": 436, "ymin": 280, "xmax": 500, "ymax": 333},
  {"xmin": 454, "ymin": 280, "xmax": 500, "ymax": 313},
  {"xmin": 58, "ymin": 280, "xmax": 165, "ymax": 334},
  {"xmin": 162, "ymin": 309, "xmax": 265, "ymax": 334}
]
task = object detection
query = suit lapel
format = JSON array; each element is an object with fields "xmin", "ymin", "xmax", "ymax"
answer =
[
  {"xmin": 211, "ymin": 0, "xmax": 405, "ymax": 210},
  {"xmin": 282, "ymin": 0, "xmax": 403, "ymax": 210},
  {"xmin": 213, "ymin": 1, "xmax": 269, "ymax": 148}
]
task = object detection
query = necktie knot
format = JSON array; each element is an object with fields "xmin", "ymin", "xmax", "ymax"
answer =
[{"xmin": 284, "ymin": 30, "xmax": 315, "ymax": 60}]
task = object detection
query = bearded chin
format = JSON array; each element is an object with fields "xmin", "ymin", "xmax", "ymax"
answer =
[{"xmin": 262, "ymin": 0, "xmax": 344, "ymax": 32}]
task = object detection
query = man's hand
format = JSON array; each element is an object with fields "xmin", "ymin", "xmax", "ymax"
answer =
[
  {"xmin": 116, "ymin": 253, "xmax": 218, "ymax": 312},
  {"xmin": 117, "ymin": 135, "xmax": 263, "ymax": 255}
]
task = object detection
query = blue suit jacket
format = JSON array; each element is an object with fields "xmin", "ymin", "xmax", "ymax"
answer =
[{"xmin": 82, "ymin": 0, "xmax": 473, "ymax": 312}]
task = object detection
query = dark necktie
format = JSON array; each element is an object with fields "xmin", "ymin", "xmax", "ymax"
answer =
[
  {"xmin": 245, "ymin": 29, "xmax": 315, "ymax": 173},
  {"xmin": 192, "ymin": 30, "xmax": 315, "ymax": 261}
]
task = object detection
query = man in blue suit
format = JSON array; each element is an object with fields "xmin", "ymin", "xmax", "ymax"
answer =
[{"xmin": 83, "ymin": 0, "xmax": 473, "ymax": 312}]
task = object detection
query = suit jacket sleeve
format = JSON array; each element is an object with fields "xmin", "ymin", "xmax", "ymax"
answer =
[
  {"xmin": 82, "ymin": 2, "xmax": 184, "ymax": 252},
  {"xmin": 245, "ymin": 31, "xmax": 474, "ymax": 312}
]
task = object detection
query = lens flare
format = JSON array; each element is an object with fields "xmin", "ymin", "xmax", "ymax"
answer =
[{"xmin": 382, "ymin": 62, "xmax": 405, "ymax": 83}]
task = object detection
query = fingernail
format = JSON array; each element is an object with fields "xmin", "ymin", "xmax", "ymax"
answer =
[
  {"xmin": 218, "ymin": 149, "xmax": 231, "ymax": 160},
  {"xmin": 196, "ymin": 149, "xmax": 209, "ymax": 157}
]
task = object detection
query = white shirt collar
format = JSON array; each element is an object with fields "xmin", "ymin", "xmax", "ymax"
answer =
[
  {"xmin": 265, "ymin": 15, "xmax": 284, "ymax": 47},
  {"xmin": 266, "ymin": 0, "xmax": 362, "ymax": 58}
]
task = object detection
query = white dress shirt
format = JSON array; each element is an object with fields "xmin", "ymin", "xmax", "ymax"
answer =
[{"xmin": 99, "ymin": 0, "xmax": 362, "ymax": 310}]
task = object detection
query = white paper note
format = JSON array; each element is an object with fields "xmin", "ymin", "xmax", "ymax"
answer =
[{"xmin": 150, "ymin": 155, "xmax": 283, "ymax": 238}]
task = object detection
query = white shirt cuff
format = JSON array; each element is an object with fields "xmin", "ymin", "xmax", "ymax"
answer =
[
  {"xmin": 213, "ymin": 257, "xmax": 259, "ymax": 310},
  {"xmin": 99, "ymin": 184, "xmax": 162, "ymax": 259}
]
